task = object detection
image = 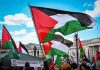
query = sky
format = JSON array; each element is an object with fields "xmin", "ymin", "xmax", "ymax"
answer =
[{"xmin": 0, "ymin": 0, "xmax": 100, "ymax": 45}]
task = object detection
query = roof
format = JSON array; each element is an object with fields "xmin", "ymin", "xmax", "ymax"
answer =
[
  {"xmin": 0, "ymin": 49, "xmax": 11, "ymax": 61},
  {"xmin": 19, "ymin": 53, "xmax": 43, "ymax": 61},
  {"xmin": 0, "ymin": 49, "xmax": 16, "ymax": 67},
  {"xmin": 0, "ymin": 49, "xmax": 43, "ymax": 67}
]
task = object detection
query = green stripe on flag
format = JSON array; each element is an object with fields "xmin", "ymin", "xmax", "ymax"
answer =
[
  {"xmin": 80, "ymin": 48, "xmax": 84, "ymax": 58},
  {"xmin": 44, "ymin": 20, "xmax": 91, "ymax": 42},
  {"xmin": 2, "ymin": 41, "xmax": 19, "ymax": 59},
  {"xmin": 52, "ymin": 48, "xmax": 69, "ymax": 57},
  {"xmin": 58, "ymin": 20, "xmax": 91, "ymax": 35},
  {"xmin": 46, "ymin": 47, "xmax": 69, "ymax": 58},
  {"xmin": 2, "ymin": 41, "xmax": 13, "ymax": 49},
  {"xmin": 55, "ymin": 56, "xmax": 62, "ymax": 64}
]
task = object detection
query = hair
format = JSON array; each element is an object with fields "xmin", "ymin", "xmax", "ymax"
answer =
[
  {"xmin": 81, "ymin": 64, "xmax": 90, "ymax": 70},
  {"xmin": 62, "ymin": 63, "xmax": 71, "ymax": 70},
  {"xmin": 25, "ymin": 62, "xmax": 30, "ymax": 67}
]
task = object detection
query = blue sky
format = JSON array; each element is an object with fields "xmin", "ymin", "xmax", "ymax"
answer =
[{"xmin": 0, "ymin": 0, "xmax": 100, "ymax": 44}]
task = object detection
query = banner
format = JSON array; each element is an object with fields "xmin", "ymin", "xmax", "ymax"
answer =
[{"xmin": 11, "ymin": 59, "xmax": 43, "ymax": 67}]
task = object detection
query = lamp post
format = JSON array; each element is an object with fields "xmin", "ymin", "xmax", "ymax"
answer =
[{"xmin": 33, "ymin": 46, "xmax": 37, "ymax": 57}]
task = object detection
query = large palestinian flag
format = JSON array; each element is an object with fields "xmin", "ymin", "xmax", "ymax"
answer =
[
  {"xmin": 30, "ymin": 6, "xmax": 95, "ymax": 43},
  {"xmin": 2, "ymin": 25, "xmax": 19, "ymax": 59}
]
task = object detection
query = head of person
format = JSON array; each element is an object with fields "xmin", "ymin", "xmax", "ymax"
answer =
[
  {"xmin": 25, "ymin": 61, "xmax": 30, "ymax": 67},
  {"xmin": 83, "ymin": 59, "xmax": 88, "ymax": 64},
  {"xmin": 80, "ymin": 64, "xmax": 89, "ymax": 70},
  {"xmin": 62, "ymin": 62, "xmax": 71, "ymax": 70},
  {"xmin": 71, "ymin": 63, "xmax": 78, "ymax": 69},
  {"xmin": 97, "ymin": 58, "xmax": 100, "ymax": 61}
]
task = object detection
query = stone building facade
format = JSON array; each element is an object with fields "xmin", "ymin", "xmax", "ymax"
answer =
[
  {"xmin": 25, "ymin": 43, "xmax": 44, "ymax": 58},
  {"xmin": 69, "ymin": 38, "xmax": 100, "ymax": 61},
  {"xmin": 25, "ymin": 38, "xmax": 100, "ymax": 60}
]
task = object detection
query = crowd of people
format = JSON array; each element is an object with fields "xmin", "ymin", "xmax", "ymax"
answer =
[
  {"xmin": 0, "ymin": 57, "xmax": 100, "ymax": 70},
  {"xmin": 54, "ymin": 57, "xmax": 100, "ymax": 70}
]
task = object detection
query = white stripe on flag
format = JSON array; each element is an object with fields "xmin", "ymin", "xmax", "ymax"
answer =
[
  {"xmin": 51, "ymin": 41, "xmax": 69, "ymax": 54},
  {"xmin": 50, "ymin": 14, "xmax": 77, "ymax": 29}
]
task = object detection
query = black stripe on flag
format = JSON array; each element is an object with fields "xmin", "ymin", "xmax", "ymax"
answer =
[{"xmin": 30, "ymin": 6, "xmax": 95, "ymax": 26}]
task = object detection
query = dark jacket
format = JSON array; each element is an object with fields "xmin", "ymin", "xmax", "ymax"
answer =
[{"xmin": 44, "ymin": 60, "xmax": 49, "ymax": 70}]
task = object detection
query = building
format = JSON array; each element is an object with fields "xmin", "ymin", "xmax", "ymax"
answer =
[
  {"xmin": 25, "ymin": 37, "xmax": 100, "ymax": 60},
  {"xmin": 25, "ymin": 43, "xmax": 44, "ymax": 58},
  {"xmin": 69, "ymin": 37, "xmax": 100, "ymax": 61},
  {"xmin": 82, "ymin": 38, "xmax": 100, "ymax": 59}
]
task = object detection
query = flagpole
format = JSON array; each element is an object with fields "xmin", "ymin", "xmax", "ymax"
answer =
[
  {"xmin": 75, "ymin": 32, "xmax": 79, "ymax": 65},
  {"xmin": 28, "ymin": 4, "xmax": 46, "ymax": 59}
]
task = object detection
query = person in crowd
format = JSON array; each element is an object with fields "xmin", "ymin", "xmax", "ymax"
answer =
[
  {"xmin": 80, "ymin": 64, "xmax": 90, "ymax": 70},
  {"xmin": 25, "ymin": 62, "xmax": 30, "ymax": 68},
  {"xmin": 23, "ymin": 62, "xmax": 33, "ymax": 70},
  {"xmin": 91, "ymin": 61, "xmax": 96, "ymax": 70},
  {"xmin": 62, "ymin": 61, "xmax": 71, "ymax": 70},
  {"xmin": 0, "ymin": 62, "xmax": 5, "ymax": 70},
  {"xmin": 67, "ymin": 58, "xmax": 72, "ymax": 65},
  {"xmin": 43, "ymin": 59, "xmax": 49, "ymax": 70},
  {"xmin": 90, "ymin": 57, "xmax": 96, "ymax": 70},
  {"xmin": 71, "ymin": 63, "xmax": 78, "ymax": 70},
  {"xmin": 96, "ymin": 58, "xmax": 100, "ymax": 70},
  {"xmin": 54, "ymin": 64, "xmax": 61, "ymax": 70},
  {"xmin": 79, "ymin": 59, "xmax": 90, "ymax": 70}
]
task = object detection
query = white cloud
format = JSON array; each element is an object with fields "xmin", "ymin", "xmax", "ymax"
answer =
[
  {"xmin": 14, "ymin": 31, "xmax": 74, "ymax": 45},
  {"xmin": 83, "ymin": 3, "xmax": 92, "ymax": 7},
  {"xmin": 13, "ymin": 32, "xmax": 39, "ymax": 45},
  {"xmin": 26, "ymin": 18, "xmax": 34, "ymax": 28},
  {"xmin": 12, "ymin": 29, "xmax": 27, "ymax": 36},
  {"xmin": 85, "ymin": 0, "xmax": 100, "ymax": 17},
  {"xmin": 88, "ymin": 4, "xmax": 92, "ymax": 7},
  {"xmin": 0, "ymin": 13, "xmax": 34, "ymax": 28},
  {"xmin": 83, "ymin": 3, "xmax": 87, "ymax": 7}
]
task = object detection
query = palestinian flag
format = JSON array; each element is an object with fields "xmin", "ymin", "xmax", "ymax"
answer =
[
  {"xmin": 30, "ymin": 6, "xmax": 95, "ymax": 43},
  {"xmin": 78, "ymin": 38, "xmax": 87, "ymax": 60},
  {"xmin": 18, "ymin": 41, "xmax": 29, "ymax": 54},
  {"xmin": 43, "ymin": 41, "xmax": 69, "ymax": 65},
  {"xmin": 43, "ymin": 41, "xmax": 69, "ymax": 57},
  {"xmin": 2, "ymin": 25, "xmax": 19, "ymax": 59},
  {"xmin": 78, "ymin": 38, "xmax": 84, "ymax": 59}
]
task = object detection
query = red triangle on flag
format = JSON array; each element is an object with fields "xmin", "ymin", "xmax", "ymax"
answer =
[
  {"xmin": 2, "ymin": 25, "xmax": 11, "ymax": 45},
  {"xmin": 43, "ymin": 42, "xmax": 52, "ymax": 54},
  {"xmin": 31, "ymin": 7, "xmax": 57, "ymax": 42}
]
